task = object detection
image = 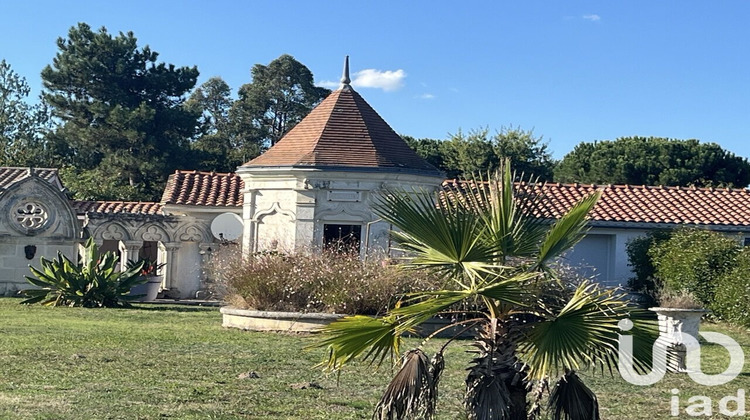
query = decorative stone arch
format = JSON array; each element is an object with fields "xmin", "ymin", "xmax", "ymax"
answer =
[
  {"xmin": 175, "ymin": 222, "xmax": 212, "ymax": 243},
  {"xmin": 91, "ymin": 222, "xmax": 132, "ymax": 243},
  {"xmin": 0, "ymin": 173, "xmax": 80, "ymax": 295},
  {"xmin": 0, "ymin": 174, "xmax": 80, "ymax": 239},
  {"xmin": 251, "ymin": 202, "xmax": 296, "ymax": 223},
  {"xmin": 134, "ymin": 224, "xmax": 172, "ymax": 243},
  {"xmin": 314, "ymin": 204, "xmax": 374, "ymax": 224},
  {"xmin": 252, "ymin": 202, "xmax": 296, "ymax": 252}
]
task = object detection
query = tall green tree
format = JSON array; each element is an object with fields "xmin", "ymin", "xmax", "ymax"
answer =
[
  {"xmin": 0, "ymin": 59, "xmax": 54, "ymax": 167},
  {"xmin": 555, "ymin": 136, "xmax": 750, "ymax": 187},
  {"xmin": 313, "ymin": 161, "xmax": 655, "ymax": 420},
  {"xmin": 186, "ymin": 76, "xmax": 253, "ymax": 172},
  {"xmin": 441, "ymin": 128, "xmax": 498, "ymax": 179},
  {"xmin": 404, "ymin": 127, "xmax": 556, "ymax": 181},
  {"xmin": 402, "ymin": 135, "xmax": 444, "ymax": 171},
  {"xmin": 232, "ymin": 54, "xmax": 330, "ymax": 149},
  {"xmin": 492, "ymin": 125, "xmax": 554, "ymax": 181},
  {"xmin": 41, "ymin": 23, "xmax": 200, "ymax": 201}
]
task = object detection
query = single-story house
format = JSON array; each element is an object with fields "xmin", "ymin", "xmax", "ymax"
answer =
[{"xmin": 3, "ymin": 58, "xmax": 750, "ymax": 295}]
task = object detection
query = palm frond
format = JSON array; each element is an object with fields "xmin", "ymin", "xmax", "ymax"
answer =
[
  {"xmin": 548, "ymin": 371, "xmax": 600, "ymax": 420},
  {"xmin": 460, "ymin": 161, "xmax": 549, "ymax": 261},
  {"xmin": 517, "ymin": 282, "xmax": 657, "ymax": 380},
  {"xmin": 476, "ymin": 272, "xmax": 540, "ymax": 307},
  {"xmin": 311, "ymin": 315, "xmax": 401, "ymax": 372},
  {"xmin": 373, "ymin": 349, "xmax": 444, "ymax": 420},
  {"xmin": 390, "ymin": 290, "xmax": 474, "ymax": 332},
  {"xmin": 535, "ymin": 192, "xmax": 600, "ymax": 271},
  {"xmin": 374, "ymin": 187, "xmax": 501, "ymax": 285}
]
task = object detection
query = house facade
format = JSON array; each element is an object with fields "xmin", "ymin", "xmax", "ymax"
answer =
[{"xmin": 3, "ymin": 60, "xmax": 750, "ymax": 296}]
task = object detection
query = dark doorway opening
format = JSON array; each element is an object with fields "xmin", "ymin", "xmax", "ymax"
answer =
[{"xmin": 323, "ymin": 224, "xmax": 362, "ymax": 253}]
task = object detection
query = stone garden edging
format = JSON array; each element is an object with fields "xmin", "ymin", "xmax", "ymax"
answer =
[
  {"xmin": 220, "ymin": 307, "xmax": 345, "ymax": 333},
  {"xmin": 221, "ymin": 306, "xmax": 476, "ymax": 338}
]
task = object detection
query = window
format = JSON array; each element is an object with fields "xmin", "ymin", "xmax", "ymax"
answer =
[{"xmin": 323, "ymin": 224, "xmax": 362, "ymax": 253}]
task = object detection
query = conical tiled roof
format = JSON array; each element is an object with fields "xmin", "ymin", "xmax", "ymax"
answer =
[{"xmin": 242, "ymin": 87, "xmax": 440, "ymax": 174}]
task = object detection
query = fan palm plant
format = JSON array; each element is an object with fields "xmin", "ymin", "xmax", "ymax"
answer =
[{"xmin": 313, "ymin": 160, "xmax": 656, "ymax": 420}]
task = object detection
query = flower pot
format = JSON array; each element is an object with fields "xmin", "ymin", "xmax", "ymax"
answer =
[
  {"xmin": 649, "ymin": 307, "xmax": 709, "ymax": 372},
  {"xmin": 129, "ymin": 276, "xmax": 163, "ymax": 302}
]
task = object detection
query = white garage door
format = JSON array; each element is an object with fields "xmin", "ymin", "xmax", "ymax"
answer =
[{"xmin": 562, "ymin": 234, "xmax": 614, "ymax": 286}]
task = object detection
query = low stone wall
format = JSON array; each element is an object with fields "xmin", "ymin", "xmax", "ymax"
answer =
[
  {"xmin": 0, "ymin": 240, "xmax": 78, "ymax": 296},
  {"xmin": 221, "ymin": 307, "xmax": 477, "ymax": 338},
  {"xmin": 220, "ymin": 307, "xmax": 345, "ymax": 333}
]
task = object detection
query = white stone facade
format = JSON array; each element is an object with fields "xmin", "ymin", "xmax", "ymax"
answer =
[
  {"xmin": 237, "ymin": 167, "xmax": 445, "ymax": 256},
  {"xmin": 0, "ymin": 173, "xmax": 80, "ymax": 295},
  {"xmin": 0, "ymin": 169, "xmax": 223, "ymax": 298},
  {"xmin": 85, "ymin": 212, "xmax": 216, "ymax": 298}
]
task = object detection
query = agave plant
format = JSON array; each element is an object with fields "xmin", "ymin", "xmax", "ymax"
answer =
[
  {"xmin": 21, "ymin": 238, "xmax": 146, "ymax": 307},
  {"xmin": 313, "ymin": 161, "xmax": 656, "ymax": 420}
]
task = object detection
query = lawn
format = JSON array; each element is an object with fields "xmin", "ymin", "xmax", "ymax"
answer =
[{"xmin": 0, "ymin": 298, "xmax": 747, "ymax": 419}]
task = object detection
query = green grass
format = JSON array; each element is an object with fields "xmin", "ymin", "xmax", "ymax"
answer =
[{"xmin": 0, "ymin": 298, "xmax": 748, "ymax": 419}]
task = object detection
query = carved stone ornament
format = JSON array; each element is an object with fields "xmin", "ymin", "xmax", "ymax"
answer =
[
  {"xmin": 179, "ymin": 225, "xmax": 204, "ymax": 242},
  {"xmin": 142, "ymin": 226, "xmax": 166, "ymax": 242},
  {"xmin": 15, "ymin": 201, "xmax": 50, "ymax": 232}
]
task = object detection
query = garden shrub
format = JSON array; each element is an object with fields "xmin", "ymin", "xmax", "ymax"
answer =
[
  {"xmin": 649, "ymin": 229, "xmax": 741, "ymax": 307},
  {"xmin": 626, "ymin": 229, "xmax": 673, "ymax": 294},
  {"xmin": 217, "ymin": 249, "xmax": 442, "ymax": 315},
  {"xmin": 713, "ymin": 248, "xmax": 750, "ymax": 326}
]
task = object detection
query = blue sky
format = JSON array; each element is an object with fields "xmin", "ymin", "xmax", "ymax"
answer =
[{"xmin": 2, "ymin": 1, "xmax": 749, "ymax": 159}]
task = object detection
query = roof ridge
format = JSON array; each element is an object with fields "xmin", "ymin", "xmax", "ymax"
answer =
[
  {"xmin": 440, "ymin": 179, "xmax": 750, "ymax": 193},
  {"xmin": 0, "ymin": 166, "xmax": 59, "ymax": 171},
  {"xmin": 74, "ymin": 200, "xmax": 161, "ymax": 204},
  {"xmin": 606, "ymin": 183, "xmax": 750, "ymax": 192},
  {"xmin": 172, "ymin": 169, "xmax": 238, "ymax": 177},
  {"xmin": 306, "ymin": 89, "xmax": 342, "ymax": 159}
]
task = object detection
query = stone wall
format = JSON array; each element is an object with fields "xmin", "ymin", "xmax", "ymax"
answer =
[
  {"xmin": 0, "ymin": 174, "xmax": 80, "ymax": 296},
  {"xmin": 238, "ymin": 167, "xmax": 445, "ymax": 257}
]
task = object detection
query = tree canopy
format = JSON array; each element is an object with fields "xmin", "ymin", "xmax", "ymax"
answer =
[
  {"xmin": 41, "ymin": 23, "xmax": 200, "ymax": 201},
  {"xmin": 554, "ymin": 136, "xmax": 750, "ymax": 187},
  {"xmin": 185, "ymin": 76, "xmax": 253, "ymax": 173},
  {"xmin": 404, "ymin": 126, "xmax": 555, "ymax": 180},
  {"xmin": 232, "ymin": 54, "xmax": 330, "ymax": 148},
  {"xmin": 0, "ymin": 59, "xmax": 53, "ymax": 167}
]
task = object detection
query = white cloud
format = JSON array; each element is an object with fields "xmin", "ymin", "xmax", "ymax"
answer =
[
  {"xmin": 317, "ymin": 68, "xmax": 407, "ymax": 92},
  {"xmin": 417, "ymin": 93, "xmax": 435, "ymax": 100},
  {"xmin": 582, "ymin": 14, "xmax": 601, "ymax": 22},
  {"xmin": 316, "ymin": 80, "xmax": 340, "ymax": 89},
  {"xmin": 351, "ymin": 69, "xmax": 406, "ymax": 91}
]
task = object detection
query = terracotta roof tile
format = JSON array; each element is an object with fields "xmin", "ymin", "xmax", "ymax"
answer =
[
  {"xmin": 243, "ymin": 87, "xmax": 440, "ymax": 174},
  {"xmin": 161, "ymin": 170, "xmax": 243, "ymax": 206},
  {"xmin": 0, "ymin": 167, "xmax": 60, "ymax": 190},
  {"xmin": 72, "ymin": 201, "xmax": 163, "ymax": 215},
  {"xmin": 442, "ymin": 180, "xmax": 750, "ymax": 227}
]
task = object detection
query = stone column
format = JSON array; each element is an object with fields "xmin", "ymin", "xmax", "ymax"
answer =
[
  {"xmin": 118, "ymin": 240, "xmax": 143, "ymax": 271},
  {"xmin": 242, "ymin": 190, "xmax": 257, "ymax": 256},
  {"xmin": 194, "ymin": 243, "xmax": 215, "ymax": 300},
  {"xmin": 159, "ymin": 242, "xmax": 181, "ymax": 291},
  {"xmin": 294, "ymin": 189, "xmax": 317, "ymax": 251}
]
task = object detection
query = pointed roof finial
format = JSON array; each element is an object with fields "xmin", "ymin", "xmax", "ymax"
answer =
[{"xmin": 340, "ymin": 55, "xmax": 351, "ymax": 89}]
